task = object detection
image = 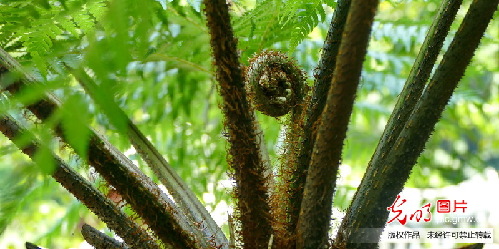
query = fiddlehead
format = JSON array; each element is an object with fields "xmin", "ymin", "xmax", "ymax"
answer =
[
  {"xmin": 245, "ymin": 50, "xmax": 306, "ymax": 117},
  {"xmin": 245, "ymin": 51, "xmax": 308, "ymax": 247}
]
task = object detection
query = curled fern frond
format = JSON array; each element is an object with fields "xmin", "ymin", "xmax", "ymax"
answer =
[{"xmin": 245, "ymin": 51, "xmax": 305, "ymax": 117}]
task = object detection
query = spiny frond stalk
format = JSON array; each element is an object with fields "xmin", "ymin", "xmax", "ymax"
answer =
[
  {"xmin": 204, "ymin": 0, "xmax": 272, "ymax": 247},
  {"xmin": 366, "ymin": 0, "xmax": 463, "ymax": 183},
  {"xmin": 335, "ymin": 0, "xmax": 463, "ymax": 246},
  {"xmin": 0, "ymin": 49, "xmax": 200, "ymax": 249},
  {"xmin": 244, "ymin": 51, "xmax": 306, "ymax": 249},
  {"xmin": 0, "ymin": 115, "xmax": 160, "ymax": 249},
  {"xmin": 296, "ymin": 0, "xmax": 380, "ymax": 248},
  {"xmin": 71, "ymin": 67, "xmax": 227, "ymax": 248},
  {"xmin": 286, "ymin": 1, "xmax": 352, "ymax": 247},
  {"xmin": 81, "ymin": 224, "xmax": 129, "ymax": 249}
]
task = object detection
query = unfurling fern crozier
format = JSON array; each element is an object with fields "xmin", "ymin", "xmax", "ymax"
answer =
[{"xmin": 245, "ymin": 51, "xmax": 305, "ymax": 117}]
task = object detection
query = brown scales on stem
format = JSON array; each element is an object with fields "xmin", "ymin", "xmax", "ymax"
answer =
[
  {"xmin": 244, "ymin": 50, "xmax": 307, "ymax": 248},
  {"xmin": 204, "ymin": 0, "xmax": 273, "ymax": 247}
]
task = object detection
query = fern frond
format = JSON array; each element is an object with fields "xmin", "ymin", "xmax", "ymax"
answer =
[
  {"xmin": 281, "ymin": 1, "xmax": 327, "ymax": 48},
  {"xmin": 87, "ymin": 0, "xmax": 108, "ymax": 21},
  {"xmin": 58, "ymin": 18, "xmax": 79, "ymax": 37},
  {"xmin": 72, "ymin": 11, "xmax": 97, "ymax": 34},
  {"xmin": 234, "ymin": 0, "xmax": 328, "ymax": 58},
  {"xmin": 0, "ymin": 0, "xmax": 106, "ymax": 74}
]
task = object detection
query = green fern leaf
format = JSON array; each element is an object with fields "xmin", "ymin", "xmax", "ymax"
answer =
[
  {"xmin": 87, "ymin": 0, "xmax": 108, "ymax": 21},
  {"xmin": 234, "ymin": 0, "xmax": 327, "ymax": 58},
  {"xmin": 73, "ymin": 12, "xmax": 95, "ymax": 34},
  {"xmin": 282, "ymin": 1, "xmax": 326, "ymax": 48},
  {"xmin": 30, "ymin": 51, "xmax": 48, "ymax": 76},
  {"xmin": 58, "ymin": 18, "xmax": 79, "ymax": 37},
  {"xmin": 0, "ymin": 0, "xmax": 102, "ymax": 74}
]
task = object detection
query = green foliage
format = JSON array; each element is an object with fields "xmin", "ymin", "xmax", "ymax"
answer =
[
  {"xmin": 0, "ymin": 0, "xmax": 106, "ymax": 76},
  {"xmin": 60, "ymin": 93, "xmax": 91, "ymax": 161},
  {"xmin": 0, "ymin": 163, "xmax": 36, "ymax": 235},
  {"xmin": 234, "ymin": 0, "xmax": 332, "ymax": 59},
  {"xmin": 0, "ymin": 154, "xmax": 86, "ymax": 248},
  {"xmin": 0, "ymin": 0, "xmax": 497, "ymax": 247}
]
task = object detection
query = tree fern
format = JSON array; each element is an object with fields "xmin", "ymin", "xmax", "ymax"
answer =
[{"xmin": 0, "ymin": 0, "xmax": 497, "ymax": 248}]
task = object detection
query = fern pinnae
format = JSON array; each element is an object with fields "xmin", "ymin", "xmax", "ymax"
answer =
[
  {"xmin": 234, "ymin": 0, "xmax": 329, "ymax": 56},
  {"xmin": 284, "ymin": 0, "xmax": 328, "ymax": 49},
  {"xmin": 0, "ymin": 0, "xmax": 105, "ymax": 75}
]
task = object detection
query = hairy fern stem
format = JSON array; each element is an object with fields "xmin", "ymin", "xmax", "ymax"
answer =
[{"xmin": 245, "ymin": 50, "xmax": 307, "ymax": 248}]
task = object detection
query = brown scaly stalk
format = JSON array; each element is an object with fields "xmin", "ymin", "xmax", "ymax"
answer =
[
  {"xmin": 334, "ymin": 0, "xmax": 499, "ymax": 248},
  {"xmin": 243, "ymin": 50, "xmax": 306, "ymax": 249},
  {"xmin": 296, "ymin": 0, "xmax": 380, "ymax": 248},
  {"xmin": 70, "ymin": 67, "xmax": 226, "ymax": 248},
  {"xmin": 0, "ymin": 50, "xmax": 200, "ymax": 249},
  {"xmin": 278, "ymin": 1, "xmax": 352, "ymax": 248},
  {"xmin": 204, "ymin": 0, "xmax": 272, "ymax": 247},
  {"xmin": 0, "ymin": 115, "xmax": 159, "ymax": 249},
  {"xmin": 81, "ymin": 224, "xmax": 129, "ymax": 249}
]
